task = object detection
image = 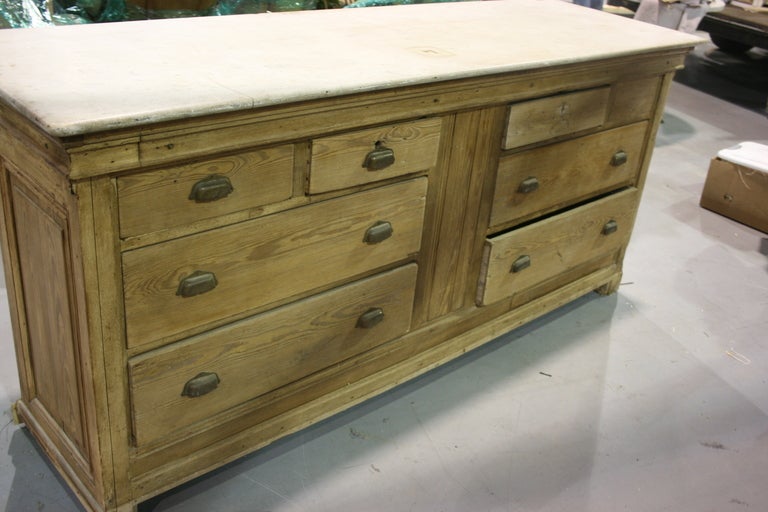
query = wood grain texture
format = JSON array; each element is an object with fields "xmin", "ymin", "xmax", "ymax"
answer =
[
  {"xmin": 128, "ymin": 265, "xmax": 620, "ymax": 501},
  {"xmin": 479, "ymin": 188, "xmax": 639, "ymax": 305},
  {"xmin": 122, "ymin": 178, "xmax": 427, "ymax": 348},
  {"xmin": 129, "ymin": 264, "xmax": 417, "ymax": 446},
  {"xmin": 89, "ymin": 175, "xmax": 135, "ymax": 507},
  {"xmin": 309, "ymin": 118, "xmax": 441, "ymax": 193},
  {"xmin": 606, "ymin": 76, "xmax": 660, "ymax": 128},
  {"xmin": 490, "ymin": 122, "xmax": 648, "ymax": 230},
  {"xmin": 64, "ymin": 50, "xmax": 690, "ymax": 179},
  {"xmin": 0, "ymin": 34, "xmax": 689, "ymax": 511},
  {"xmin": 0, "ymin": 101, "xmax": 70, "ymax": 174},
  {"xmin": 72, "ymin": 178, "xmax": 117, "ymax": 509},
  {"xmin": 503, "ymin": 87, "xmax": 610, "ymax": 150},
  {"xmin": 2, "ymin": 165, "xmax": 107, "ymax": 510},
  {"xmin": 422, "ymin": 106, "xmax": 507, "ymax": 320},
  {"xmin": 11, "ymin": 178, "xmax": 86, "ymax": 456},
  {"xmin": 118, "ymin": 144, "xmax": 294, "ymax": 237}
]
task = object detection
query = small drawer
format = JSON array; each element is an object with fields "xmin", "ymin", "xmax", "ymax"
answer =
[
  {"xmin": 117, "ymin": 145, "xmax": 294, "ymax": 238},
  {"xmin": 309, "ymin": 118, "xmax": 442, "ymax": 194},
  {"xmin": 503, "ymin": 87, "xmax": 610, "ymax": 150},
  {"xmin": 607, "ymin": 77, "xmax": 660, "ymax": 127},
  {"xmin": 122, "ymin": 177, "xmax": 427, "ymax": 348},
  {"xmin": 490, "ymin": 122, "xmax": 647, "ymax": 230},
  {"xmin": 478, "ymin": 188, "xmax": 639, "ymax": 306},
  {"xmin": 128, "ymin": 264, "xmax": 418, "ymax": 447}
]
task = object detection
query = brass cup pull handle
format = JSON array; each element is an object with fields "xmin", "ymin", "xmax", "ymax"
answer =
[
  {"xmin": 182, "ymin": 372, "xmax": 220, "ymax": 398},
  {"xmin": 189, "ymin": 174, "xmax": 234, "ymax": 203},
  {"xmin": 364, "ymin": 221, "xmax": 393, "ymax": 244},
  {"xmin": 602, "ymin": 220, "xmax": 618, "ymax": 235},
  {"xmin": 357, "ymin": 307, "xmax": 385, "ymax": 329},
  {"xmin": 363, "ymin": 146, "xmax": 396, "ymax": 171},
  {"xmin": 518, "ymin": 177, "xmax": 540, "ymax": 194},
  {"xmin": 177, "ymin": 270, "xmax": 218, "ymax": 298},
  {"xmin": 511, "ymin": 255, "xmax": 531, "ymax": 273},
  {"xmin": 611, "ymin": 150, "xmax": 628, "ymax": 167}
]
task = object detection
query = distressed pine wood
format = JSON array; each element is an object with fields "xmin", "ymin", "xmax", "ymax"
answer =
[
  {"xmin": 128, "ymin": 265, "xmax": 620, "ymax": 500},
  {"xmin": 442, "ymin": 107, "xmax": 508, "ymax": 314},
  {"xmin": 0, "ymin": 158, "xmax": 107, "ymax": 510},
  {"xmin": 602, "ymin": 71, "xmax": 678, "ymax": 290},
  {"xmin": 490, "ymin": 122, "xmax": 648, "ymax": 231},
  {"xmin": 117, "ymin": 144, "xmax": 294, "ymax": 238},
  {"xmin": 0, "ymin": 15, "xmax": 694, "ymax": 509},
  {"xmin": 72, "ymin": 178, "xmax": 119, "ymax": 510},
  {"xmin": 11, "ymin": 178, "xmax": 87, "ymax": 453},
  {"xmin": 122, "ymin": 177, "xmax": 427, "ymax": 348},
  {"xmin": 87, "ymin": 175, "xmax": 134, "ymax": 508},
  {"xmin": 0, "ymin": 102, "xmax": 70, "ymax": 174},
  {"xmin": 424, "ymin": 108, "xmax": 507, "ymax": 320},
  {"xmin": 479, "ymin": 188, "xmax": 640, "ymax": 306},
  {"xmin": 64, "ymin": 51, "xmax": 691, "ymax": 179},
  {"xmin": 606, "ymin": 76, "xmax": 661, "ymax": 128},
  {"xmin": 309, "ymin": 118, "xmax": 442, "ymax": 193},
  {"xmin": 129, "ymin": 264, "xmax": 417, "ymax": 446},
  {"xmin": 503, "ymin": 87, "xmax": 610, "ymax": 150}
]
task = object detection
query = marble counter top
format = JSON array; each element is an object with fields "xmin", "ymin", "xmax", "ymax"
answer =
[{"xmin": 0, "ymin": 0, "xmax": 701, "ymax": 137}]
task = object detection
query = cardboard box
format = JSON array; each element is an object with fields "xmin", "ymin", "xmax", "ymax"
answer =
[{"xmin": 700, "ymin": 144, "xmax": 768, "ymax": 233}]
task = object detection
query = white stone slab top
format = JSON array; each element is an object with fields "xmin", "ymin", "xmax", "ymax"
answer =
[{"xmin": 0, "ymin": 0, "xmax": 702, "ymax": 137}]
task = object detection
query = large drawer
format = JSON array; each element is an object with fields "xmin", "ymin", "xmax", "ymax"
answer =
[
  {"xmin": 117, "ymin": 145, "xmax": 294, "ymax": 238},
  {"xmin": 128, "ymin": 264, "xmax": 418, "ymax": 447},
  {"xmin": 478, "ymin": 188, "xmax": 639, "ymax": 306},
  {"xmin": 122, "ymin": 177, "xmax": 427, "ymax": 348},
  {"xmin": 309, "ymin": 118, "xmax": 442, "ymax": 193},
  {"xmin": 490, "ymin": 122, "xmax": 647, "ymax": 230}
]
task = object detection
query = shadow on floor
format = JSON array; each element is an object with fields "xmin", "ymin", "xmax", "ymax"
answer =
[
  {"xmin": 4, "ymin": 426, "xmax": 84, "ymax": 512},
  {"xmin": 140, "ymin": 292, "xmax": 617, "ymax": 512}
]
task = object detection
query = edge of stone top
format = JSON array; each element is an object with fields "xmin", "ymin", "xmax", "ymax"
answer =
[{"xmin": 0, "ymin": 0, "xmax": 703, "ymax": 138}]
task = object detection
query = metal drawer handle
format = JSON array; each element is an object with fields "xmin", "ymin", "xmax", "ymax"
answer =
[
  {"xmin": 518, "ymin": 177, "xmax": 540, "ymax": 194},
  {"xmin": 602, "ymin": 220, "xmax": 618, "ymax": 235},
  {"xmin": 181, "ymin": 372, "xmax": 220, "ymax": 398},
  {"xmin": 511, "ymin": 255, "xmax": 531, "ymax": 273},
  {"xmin": 364, "ymin": 221, "xmax": 393, "ymax": 244},
  {"xmin": 611, "ymin": 150, "xmax": 628, "ymax": 167},
  {"xmin": 177, "ymin": 270, "xmax": 218, "ymax": 297},
  {"xmin": 189, "ymin": 174, "xmax": 234, "ymax": 203},
  {"xmin": 357, "ymin": 307, "xmax": 385, "ymax": 329},
  {"xmin": 363, "ymin": 145, "xmax": 396, "ymax": 171}
]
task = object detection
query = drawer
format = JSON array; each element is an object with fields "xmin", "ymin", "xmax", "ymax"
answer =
[
  {"xmin": 122, "ymin": 177, "xmax": 427, "ymax": 348},
  {"xmin": 309, "ymin": 118, "xmax": 442, "ymax": 193},
  {"xmin": 503, "ymin": 87, "xmax": 610, "ymax": 150},
  {"xmin": 128, "ymin": 264, "xmax": 418, "ymax": 447},
  {"xmin": 490, "ymin": 122, "xmax": 647, "ymax": 230},
  {"xmin": 117, "ymin": 145, "xmax": 294, "ymax": 238},
  {"xmin": 607, "ymin": 77, "xmax": 660, "ymax": 128},
  {"xmin": 478, "ymin": 188, "xmax": 639, "ymax": 306}
]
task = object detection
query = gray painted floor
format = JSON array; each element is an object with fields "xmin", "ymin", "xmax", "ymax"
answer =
[{"xmin": 1, "ymin": 38, "xmax": 767, "ymax": 512}]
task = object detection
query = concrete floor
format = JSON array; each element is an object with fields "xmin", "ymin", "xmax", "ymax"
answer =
[{"xmin": 1, "ymin": 38, "xmax": 767, "ymax": 512}]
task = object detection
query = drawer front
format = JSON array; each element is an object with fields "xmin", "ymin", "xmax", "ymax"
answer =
[
  {"xmin": 122, "ymin": 177, "xmax": 427, "ymax": 348},
  {"xmin": 479, "ymin": 188, "xmax": 639, "ymax": 306},
  {"xmin": 490, "ymin": 122, "xmax": 647, "ymax": 230},
  {"xmin": 128, "ymin": 264, "xmax": 418, "ymax": 447},
  {"xmin": 309, "ymin": 118, "xmax": 442, "ymax": 193},
  {"xmin": 607, "ymin": 77, "xmax": 660, "ymax": 128},
  {"xmin": 117, "ymin": 145, "xmax": 294, "ymax": 238},
  {"xmin": 503, "ymin": 87, "xmax": 610, "ymax": 150}
]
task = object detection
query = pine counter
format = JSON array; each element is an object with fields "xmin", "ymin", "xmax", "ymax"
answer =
[{"xmin": 0, "ymin": 2, "xmax": 700, "ymax": 510}]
